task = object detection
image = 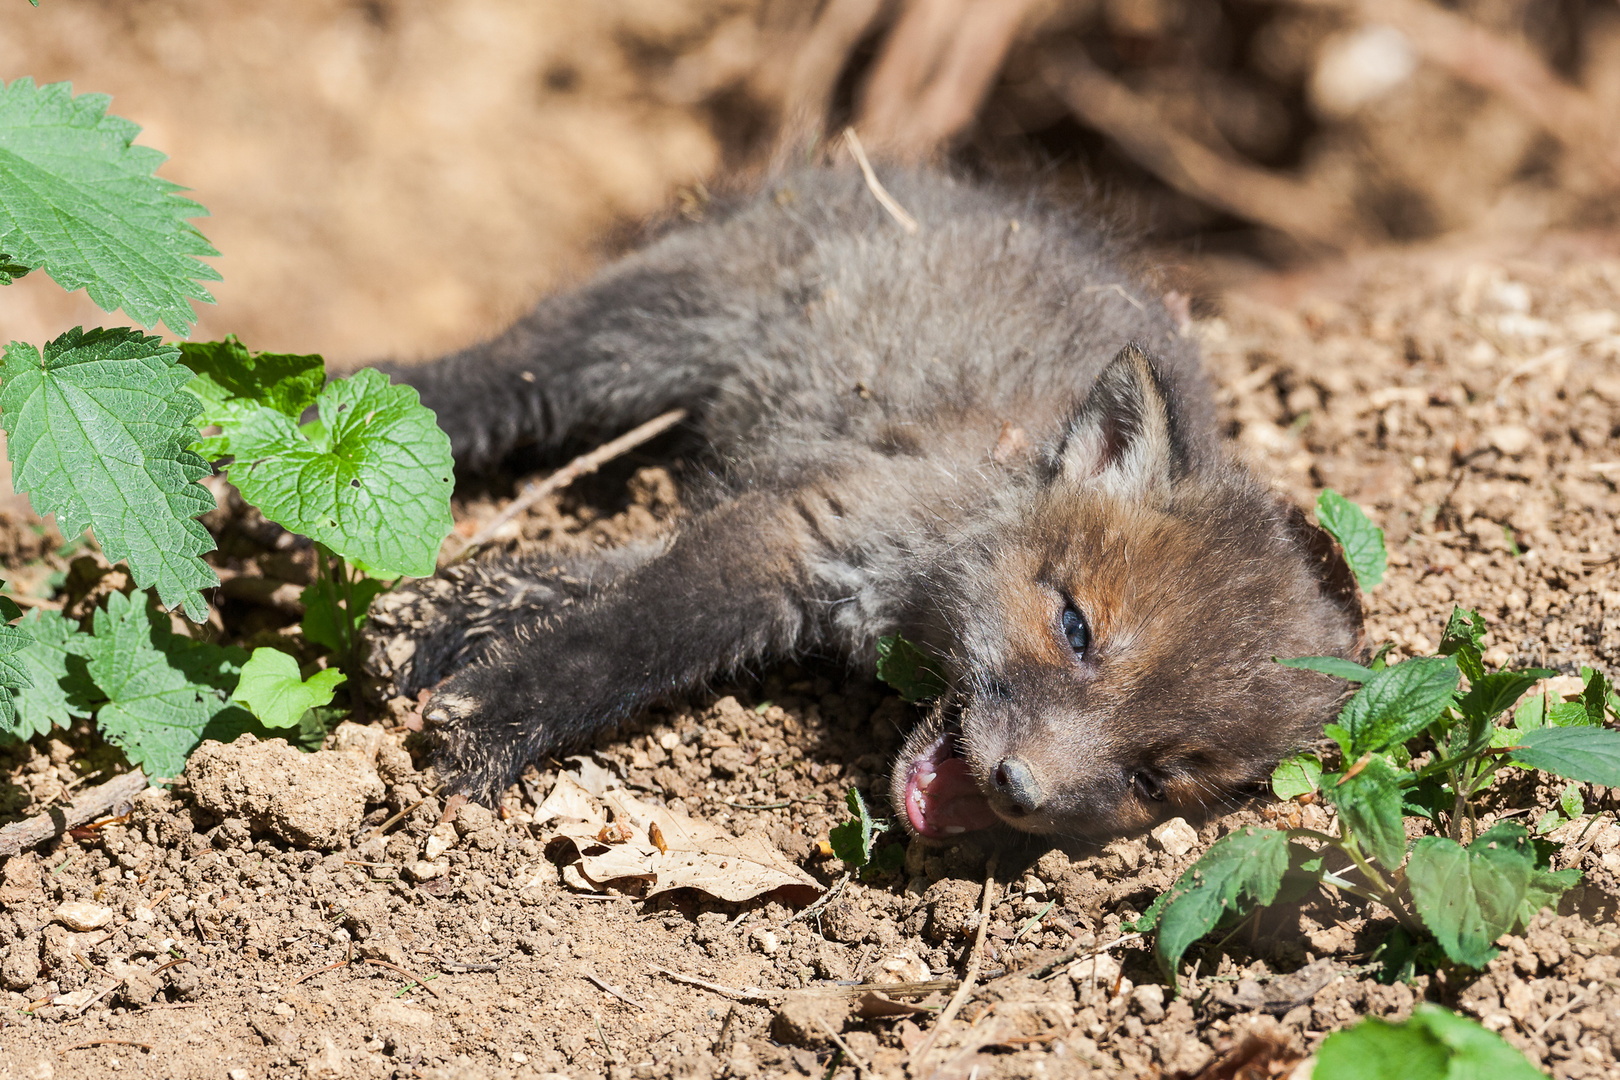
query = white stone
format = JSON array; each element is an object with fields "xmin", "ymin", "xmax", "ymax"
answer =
[
  {"xmin": 1150, "ymin": 817, "xmax": 1199, "ymax": 857},
  {"xmin": 405, "ymin": 860, "xmax": 446, "ymax": 882},
  {"xmin": 1486, "ymin": 424, "xmax": 1535, "ymax": 457},
  {"xmin": 749, "ymin": 927, "xmax": 780, "ymax": 955},
  {"xmin": 422, "ymin": 822, "xmax": 458, "ymax": 862},
  {"xmin": 1067, "ymin": 951, "xmax": 1122, "ymax": 988},
  {"xmin": 53, "ymin": 901, "xmax": 114, "ymax": 931}
]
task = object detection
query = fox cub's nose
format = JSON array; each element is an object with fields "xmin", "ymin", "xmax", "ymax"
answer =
[{"xmin": 993, "ymin": 757, "xmax": 1044, "ymax": 816}]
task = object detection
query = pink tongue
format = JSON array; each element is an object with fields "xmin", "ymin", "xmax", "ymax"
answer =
[{"xmin": 905, "ymin": 754, "xmax": 1000, "ymax": 838}]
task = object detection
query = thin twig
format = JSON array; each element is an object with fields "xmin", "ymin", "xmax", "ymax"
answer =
[
  {"xmin": 989, "ymin": 931, "xmax": 1144, "ymax": 985},
  {"xmin": 1039, "ymin": 47, "xmax": 1355, "ymax": 248},
  {"xmin": 442, "ymin": 408, "xmax": 688, "ymax": 566},
  {"xmin": 585, "ymin": 972, "xmax": 647, "ymax": 1010},
  {"xmin": 910, "ymin": 854, "xmax": 998, "ymax": 1071},
  {"xmin": 365, "ymin": 958, "xmax": 442, "ymax": 999},
  {"xmin": 370, "ymin": 785, "xmax": 445, "ymax": 838},
  {"xmin": 60, "ymin": 1039, "xmax": 153, "ymax": 1053},
  {"xmin": 0, "ymin": 769, "xmax": 148, "ymax": 858},
  {"xmin": 289, "ymin": 959, "xmax": 350, "ymax": 988},
  {"xmin": 818, "ymin": 1018, "xmax": 876, "ymax": 1080},
  {"xmin": 842, "ymin": 128, "xmax": 920, "ymax": 234},
  {"xmin": 787, "ymin": 870, "xmax": 850, "ymax": 925},
  {"xmin": 7, "ymin": 594, "xmax": 63, "ymax": 610},
  {"xmin": 649, "ymin": 966, "xmax": 778, "ymax": 1004},
  {"xmin": 1532, "ymin": 991, "xmax": 1587, "ymax": 1037}
]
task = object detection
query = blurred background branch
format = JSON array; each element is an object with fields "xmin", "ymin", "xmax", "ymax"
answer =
[{"xmin": 3, "ymin": 0, "xmax": 1617, "ymax": 360}]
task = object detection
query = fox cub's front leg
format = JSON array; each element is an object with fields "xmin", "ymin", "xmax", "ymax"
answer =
[
  {"xmin": 365, "ymin": 542, "xmax": 663, "ymax": 699},
  {"xmin": 392, "ymin": 494, "xmax": 814, "ymax": 802}
]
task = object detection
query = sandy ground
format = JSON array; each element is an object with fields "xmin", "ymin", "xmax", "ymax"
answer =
[
  {"xmin": 1, "ymin": 2, "xmax": 1619, "ymax": 1078},
  {"xmin": 0, "ymin": 227, "xmax": 1617, "ymax": 1080}
]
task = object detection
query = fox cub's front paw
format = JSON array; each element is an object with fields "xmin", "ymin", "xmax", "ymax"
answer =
[{"xmin": 419, "ymin": 667, "xmax": 550, "ymax": 804}]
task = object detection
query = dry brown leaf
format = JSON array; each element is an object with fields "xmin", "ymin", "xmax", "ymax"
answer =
[{"xmin": 540, "ymin": 775, "xmax": 823, "ymax": 903}]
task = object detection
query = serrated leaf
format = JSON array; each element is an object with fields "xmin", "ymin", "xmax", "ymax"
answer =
[
  {"xmin": 1271, "ymin": 752, "xmax": 1322, "ymax": 801},
  {"xmin": 0, "ymin": 329, "xmax": 218, "ymax": 621},
  {"xmin": 181, "ymin": 337, "xmax": 325, "ymax": 459},
  {"xmin": 1468, "ymin": 822, "xmax": 1579, "ymax": 930},
  {"xmin": 1578, "ymin": 667, "xmax": 1613, "ymax": 727},
  {"xmin": 1316, "ymin": 489, "xmax": 1385, "ymax": 591},
  {"xmin": 1337, "ymin": 656, "xmax": 1460, "ymax": 756},
  {"xmin": 1513, "ymin": 691, "xmax": 1545, "ymax": 732},
  {"xmin": 875, "ymin": 634, "xmax": 948, "ymax": 702},
  {"xmin": 1314, "ymin": 1004, "xmax": 1545, "ymax": 1080},
  {"xmin": 1275, "ymin": 655, "xmax": 1372, "ymax": 682},
  {"xmin": 1558, "ymin": 783, "xmax": 1584, "ymax": 820},
  {"xmin": 3, "ymin": 606, "xmax": 93, "ymax": 740},
  {"xmin": 85, "ymin": 590, "xmax": 251, "ymax": 778},
  {"xmin": 1513, "ymin": 725, "xmax": 1620, "ymax": 786},
  {"xmin": 0, "ymin": 78, "xmax": 218, "ymax": 335},
  {"xmin": 1455, "ymin": 669, "xmax": 1556, "ymax": 726},
  {"xmin": 300, "ymin": 573, "xmax": 389, "ymax": 655},
  {"xmin": 829, "ymin": 786, "xmax": 880, "ymax": 868},
  {"xmin": 0, "ymin": 252, "xmax": 29, "ymax": 283},
  {"xmin": 1438, "ymin": 607, "xmax": 1486, "ymax": 683},
  {"xmin": 1154, "ymin": 827, "xmax": 1290, "ymax": 990},
  {"xmin": 1325, "ymin": 755, "xmax": 1406, "ymax": 869},
  {"xmin": 0, "ymin": 620, "xmax": 30, "ymax": 736},
  {"xmin": 1407, "ymin": 830, "xmax": 1532, "ymax": 968},
  {"xmin": 217, "ymin": 369, "xmax": 453, "ymax": 578},
  {"xmin": 230, "ymin": 648, "xmax": 345, "ymax": 729}
]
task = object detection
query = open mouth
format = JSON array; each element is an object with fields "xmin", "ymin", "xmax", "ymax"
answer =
[{"xmin": 901, "ymin": 731, "xmax": 1001, "ymax": 838}]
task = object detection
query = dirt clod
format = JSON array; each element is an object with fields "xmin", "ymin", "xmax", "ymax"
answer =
[
  {"xmin": 182, "ymin": 734, "xmax": 385, "ymax": 850},
  {"xmin": 772, "ymin": 991, "xmax": 852, "ymax": 1047}
]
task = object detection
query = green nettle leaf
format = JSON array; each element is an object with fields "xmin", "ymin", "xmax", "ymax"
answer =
[
  {"xmin": 0, "ymin": 329, "xmax": 219, "ymax": 621},
  {"xmin": 1325, "ymin": 756, "xmax": 1406, "ymax": 869},
  {"xmin": 1454, "ymin": 669, "xmax": 1555, "ymax": 727},
  {"xmin": 1316, "ymin": 489, "xmax": 1385, "ymax": 591},
  {"xmin": 1275, "ymin": 655, "xmax": 1373, "ymax": 682},
  {"xmin": 300, "ymin": 574, "xmax": 390, "ymax": 655},
  {"xmin": 875, "ymin": 634, "xmax": 949, "ymax": 703},
  {"xmin": 1337, "ymin": 656, "xmax": 1460, "ymax": 756},
  {"xmin": 1154, "ymin": 827, "xmax": 1291, "ymax": 989},
  {"xmin": 217, "ymin": 369, "xmax": 454, "ymax": 578},
  {"xmin": 1438, "ymin": 607, "xmax": 1486, "ymax": 684},
  {"xmin": 0, "ymin": 594, "xmax": 32, "ymax": 736},
  {"xmin": 1558, "ymin": 783, "xmax": 1585, "ymax": 820},
  {"xmin": 1513, "ymin": 725, "xmax": 1620, "ymax": 787},
  {"xmin": 0, "ymin": 251, "xmax": 30, "ymax": 283},
  {"xmin": 1578, "ymin": 666, "xmax": 1613, "ymax": 727},
  {"xmin": 1271, "ymin": 753, "xmax": 1323, "ymax": 801},
  {"xmin": 1407, "ymin": 829, "xmax": 1533, "ymax": 968},
  {"xmin": 1513, "ymin": 691, "xmax": 1546, "ymax": 732},
  {"xmin": 230, "ymin": 648, "xmax": 346, "ymax": 729},
  {"xmin": 829, "ymin": 786, "xmax": 881, "ymax": 868},
  {"xmin": 1314, "ymin": 1004, "xmax": 1545, "ymax": 1080},
  {"xmin": 181, "ymin": 337, "xmax": 325, "ymax": 458},
  {"xmin": 0, "ymin": 78, "xmax": 219, "ymax": 336},
  {"xmin": 4, "ymin": 607, "xmax": 93, "ymax": 740},
  {"xmin": 85, "ymin": 590, "xmax": 252, "ymax": 779}
]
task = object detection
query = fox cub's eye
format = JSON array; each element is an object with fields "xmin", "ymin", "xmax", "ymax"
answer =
[{"xmin": 1060, "ymin": 604, "xmax": 1090, "ymax": 656}]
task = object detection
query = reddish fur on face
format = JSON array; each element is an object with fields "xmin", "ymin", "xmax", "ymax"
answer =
[{"xmin": 946, "ymin": 477, "xmax": 1360, "ymax": 841}]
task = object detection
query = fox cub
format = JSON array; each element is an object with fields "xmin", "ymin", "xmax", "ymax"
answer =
[{"xmin": 366, "ymin": 167, "xmax": 1363, "ymax": 842}]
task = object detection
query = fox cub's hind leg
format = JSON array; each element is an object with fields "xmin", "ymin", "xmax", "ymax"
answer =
[{"xmin": 365, "ymin": 541, "xmax": 663, "ymax": 700}]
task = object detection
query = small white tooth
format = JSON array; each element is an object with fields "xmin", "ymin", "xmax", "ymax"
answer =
[
  {"xmin": 943, "ymin": 825, "xmax": 967, "ymax": 835},
  {"xmin": 919, "ymin": 770, "xmax": 938, "ymax": 791}
]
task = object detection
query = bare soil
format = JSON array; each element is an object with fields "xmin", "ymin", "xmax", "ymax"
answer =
[
  {"xmin": 0, "ymin": 231, "xmax": 1617, "ymax": 1080},
  {"xmin": 2, "ymin": 4, "xmax": 1620, "ymax": 1079}
]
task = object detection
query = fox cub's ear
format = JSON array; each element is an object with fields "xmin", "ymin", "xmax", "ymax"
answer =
[{"xmin": 1055, "ymin": 344, "xmax": 1182, "ymax": 502}]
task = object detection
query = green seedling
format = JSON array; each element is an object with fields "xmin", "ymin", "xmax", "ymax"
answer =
[{"xmin": 829, "ymin": 786, "xmax": 906, "ymax": 879}]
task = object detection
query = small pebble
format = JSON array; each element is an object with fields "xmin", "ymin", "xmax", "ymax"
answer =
[
  {"xmin": 53, "ymin": 901, "xmax": 114, "ymax": 931},
  {"xmin": 1150, "ymin": 817, "xmax": 1198, "ymax": 857}
]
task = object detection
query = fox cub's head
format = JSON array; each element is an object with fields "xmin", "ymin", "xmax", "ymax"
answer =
[{"xmin": 892, "ymin": 345, "xmax": 1364, "ymax": 843}]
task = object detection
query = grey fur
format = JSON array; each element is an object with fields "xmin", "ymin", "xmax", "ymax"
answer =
[{"xmin": 365, "ymin": 167, "xmax": 1362, "ymax": 841}]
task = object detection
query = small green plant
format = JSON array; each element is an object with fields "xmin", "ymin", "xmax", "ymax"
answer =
[
  {"xmin": 829, "ymin": 786, "xmax": 906, "ymax": 879},
  {"xmin": 875, "ymin": 633, "xmax": 948, "ymax": 702},
  {"xmin": 1132, "ymin": 495, "xmax": 1620, "ymax": 989},
  {"xmin": 1314, "ymin": 1004, "xmax": 1545, "ymax": 1080},
  {"xmin": 0, "ymin": 73, "xmax": 454, "ymax": 772}
]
